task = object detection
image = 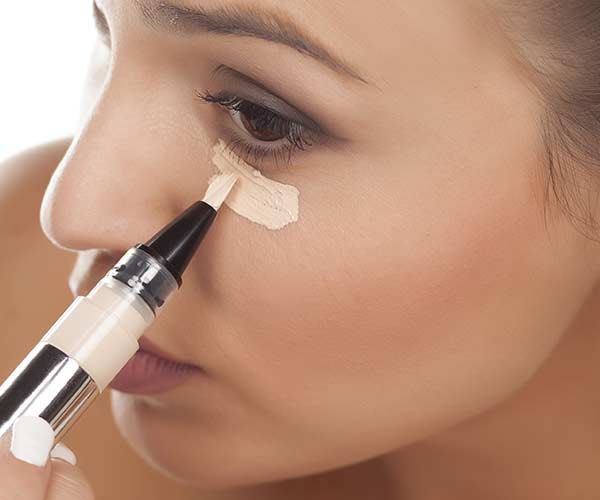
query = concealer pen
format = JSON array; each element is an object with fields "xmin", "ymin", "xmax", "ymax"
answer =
[{"xmin": 0, "ymin": 173, "xmax": 238, "ymax": 440}]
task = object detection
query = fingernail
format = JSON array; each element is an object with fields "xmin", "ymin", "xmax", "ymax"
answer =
[
  {"xmin": 50, "ymin": 442, "xmax": 77, "ymax": 466},
  {"xmin": 10, "ymin": 416, "xmax": 55, "ymax": 467}
]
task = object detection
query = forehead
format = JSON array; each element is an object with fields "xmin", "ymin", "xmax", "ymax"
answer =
[
  {"xmin": 295, "ymin": 0, "xmax": 508, "ymax": 88},
  {"xmin": 102, "ymin": 0, "xmax": 504, "ymax": 88}
]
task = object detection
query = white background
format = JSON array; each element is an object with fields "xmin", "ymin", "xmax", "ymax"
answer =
[{"xmin": 0, "ymin": 2, "xmax": 96, "ymax": 162}]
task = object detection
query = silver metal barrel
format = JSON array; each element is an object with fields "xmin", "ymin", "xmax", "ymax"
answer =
[{"xmin": 0, "ymin": 342, "xmax": 98, "ymax": 440}]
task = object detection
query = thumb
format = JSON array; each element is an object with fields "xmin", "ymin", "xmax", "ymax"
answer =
[
  {"xmin": 46, "ymin": 444, "xmax": 95, "ymax": 500},
  {"xmin": 0, "ymin": 416, "xmax": 95, "ymax": 500},
  {"xmin": 0, "ymin": 415, "xmax": 54, "ymax": 499}
]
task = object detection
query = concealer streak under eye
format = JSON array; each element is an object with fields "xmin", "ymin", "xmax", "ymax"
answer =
[{"xmin": 209, "ymin": 139, "xmax": 300, "ymax": 230}]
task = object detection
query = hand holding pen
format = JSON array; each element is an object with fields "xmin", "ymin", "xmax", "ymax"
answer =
[{"xmin": 0, "ymin": 415, "xmax": 93, "ymax": 500}]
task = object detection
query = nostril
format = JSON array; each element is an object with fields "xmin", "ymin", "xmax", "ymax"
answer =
[{"xmin": 68, "ymin": 248, "xmax": 125, "ymax": 297}]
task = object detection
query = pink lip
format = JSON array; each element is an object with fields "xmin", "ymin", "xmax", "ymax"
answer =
[{"xmin": 109, "ymin": 338, "xmax": 205, "ymax": 394}]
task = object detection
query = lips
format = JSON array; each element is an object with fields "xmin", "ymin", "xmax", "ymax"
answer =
[{"xmin": 108, "ymin": 336, "xmax": 205, "ymax": 395}]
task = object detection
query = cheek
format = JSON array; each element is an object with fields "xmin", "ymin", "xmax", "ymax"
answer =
[
  {"xmin": 194, "ymin": 146, "xmax": 583, "ymax": 453},
  {"xmin": 184, "ymin": 125, "xmax": 591, "ymax": 464}
]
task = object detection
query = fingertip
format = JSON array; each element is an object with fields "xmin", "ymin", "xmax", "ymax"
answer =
[
  {"xmin": 46, "ymin": 459, "xmax": 96, "ymax": 500},
  {"xmin": 50, "ymin": 442, "xmax": 77, "ymax": 466}
]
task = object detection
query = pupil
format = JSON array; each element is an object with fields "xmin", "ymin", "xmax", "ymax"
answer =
[{"xmin": 240, "ymin": 106, "xmax": 286, "ymax": 142}]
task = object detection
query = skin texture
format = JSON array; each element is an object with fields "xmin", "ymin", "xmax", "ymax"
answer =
[{"xmin": 28, "ymin": 0, "xmax": 600, "ymax": 498}]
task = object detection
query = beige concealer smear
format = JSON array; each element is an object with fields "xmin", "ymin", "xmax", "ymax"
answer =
[{"xmin": 209, "ymin": 139, "xmax": 300, "ymax": 230}]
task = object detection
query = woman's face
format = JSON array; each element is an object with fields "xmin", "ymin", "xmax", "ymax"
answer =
[{"xmin": 40, "ymin": 0, "xmax": 600, "ymax": 490}]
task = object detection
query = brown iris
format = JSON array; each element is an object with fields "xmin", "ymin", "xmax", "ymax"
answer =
[{"xmin": 237, "ymin": 103, "xmax": 287, "ymax": 142}]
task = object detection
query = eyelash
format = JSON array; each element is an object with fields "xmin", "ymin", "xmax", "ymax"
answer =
[{"xmin": 195, "ymin": 90, "xmax": 319, "ymax": 167}]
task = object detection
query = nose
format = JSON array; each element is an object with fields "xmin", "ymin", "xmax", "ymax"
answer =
[{"xmin": 41, "ymin": 67, "xmax": 213, "ymax": 254}]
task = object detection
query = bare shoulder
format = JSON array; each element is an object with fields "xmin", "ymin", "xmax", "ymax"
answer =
[
  {"xmin": 0, "ymin": 138, "xmax": 72, "ymax": 236},
  {"xmin": 0, "ymin": 139, "xmax": 70, "ymax": 202},
  {"xmin": 0, "ymin": 139, "xmax": 76, "ymax": 367}
]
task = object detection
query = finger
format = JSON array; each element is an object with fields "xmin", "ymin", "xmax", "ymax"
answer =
[
  {"xmin": 46, "ymin": 449, "xmax": 95, "ymax": 500},
  {"xmin": 50, "ymin": 443, "xmax": 77, "ymax": 466},
  {"xmin": 0, "ymin": 415, "xmax": 54, "ymax": 500}
]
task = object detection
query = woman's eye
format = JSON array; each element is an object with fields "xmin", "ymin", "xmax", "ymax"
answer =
[
  {"xmin": 229, "ymin": 101, "xmax": 289, "ymax": 142},
  {"xmin": 196, "ymin": 89, "xmax": 321, "ymax": 167}
]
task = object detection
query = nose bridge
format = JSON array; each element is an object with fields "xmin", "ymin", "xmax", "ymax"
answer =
[{"xmin": 41, "ymin": 66, "xmax": 211, "ymax": 253}]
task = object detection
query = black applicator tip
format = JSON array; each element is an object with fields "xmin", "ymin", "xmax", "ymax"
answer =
[{"xmin": 137, "ymin": 174, "xmax": 238, "ymax": 287}]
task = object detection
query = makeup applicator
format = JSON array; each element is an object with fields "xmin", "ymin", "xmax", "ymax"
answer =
[{"xmin": 0, "ymin": 173, "xmax": 238, "ymax": 440}]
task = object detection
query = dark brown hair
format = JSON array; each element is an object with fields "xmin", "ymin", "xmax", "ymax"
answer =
[{"xmin": 498, "ymin": 1, "xmax": 600, "ymax": 240}]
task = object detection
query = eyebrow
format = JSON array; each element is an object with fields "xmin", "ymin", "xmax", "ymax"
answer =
[{"xmin": 120, "ymin": 0, "xmax": 367, "ymax": 84}]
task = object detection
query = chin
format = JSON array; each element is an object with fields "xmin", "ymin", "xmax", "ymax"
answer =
[
  {"xmin": 110, "ymin": 390, "xmax": 219, "ymax": 489},
  {"xmin": 109, "ymin": 390, "xmax": 292, "ymax": 491}
]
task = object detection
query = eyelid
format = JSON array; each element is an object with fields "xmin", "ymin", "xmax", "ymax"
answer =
[
  {"xmin": 207, "ymin": 90, "xmax": 317, "ymax": 136},
  {"xmin": 209, "ymin": 65, "xmax": 323, "ymax": 133},
  {"xmin": 198, "ymin": 90, "xmax": 322, "ymax": 145}
]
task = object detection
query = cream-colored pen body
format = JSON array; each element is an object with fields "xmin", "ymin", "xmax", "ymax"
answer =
[
  {"xmin": 0, "ymin": 247, "xmax": 176, "ymax": 441},
  {"xmin": 43, "ymin": 275, "xmax": 154, "ymax": 392}
]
